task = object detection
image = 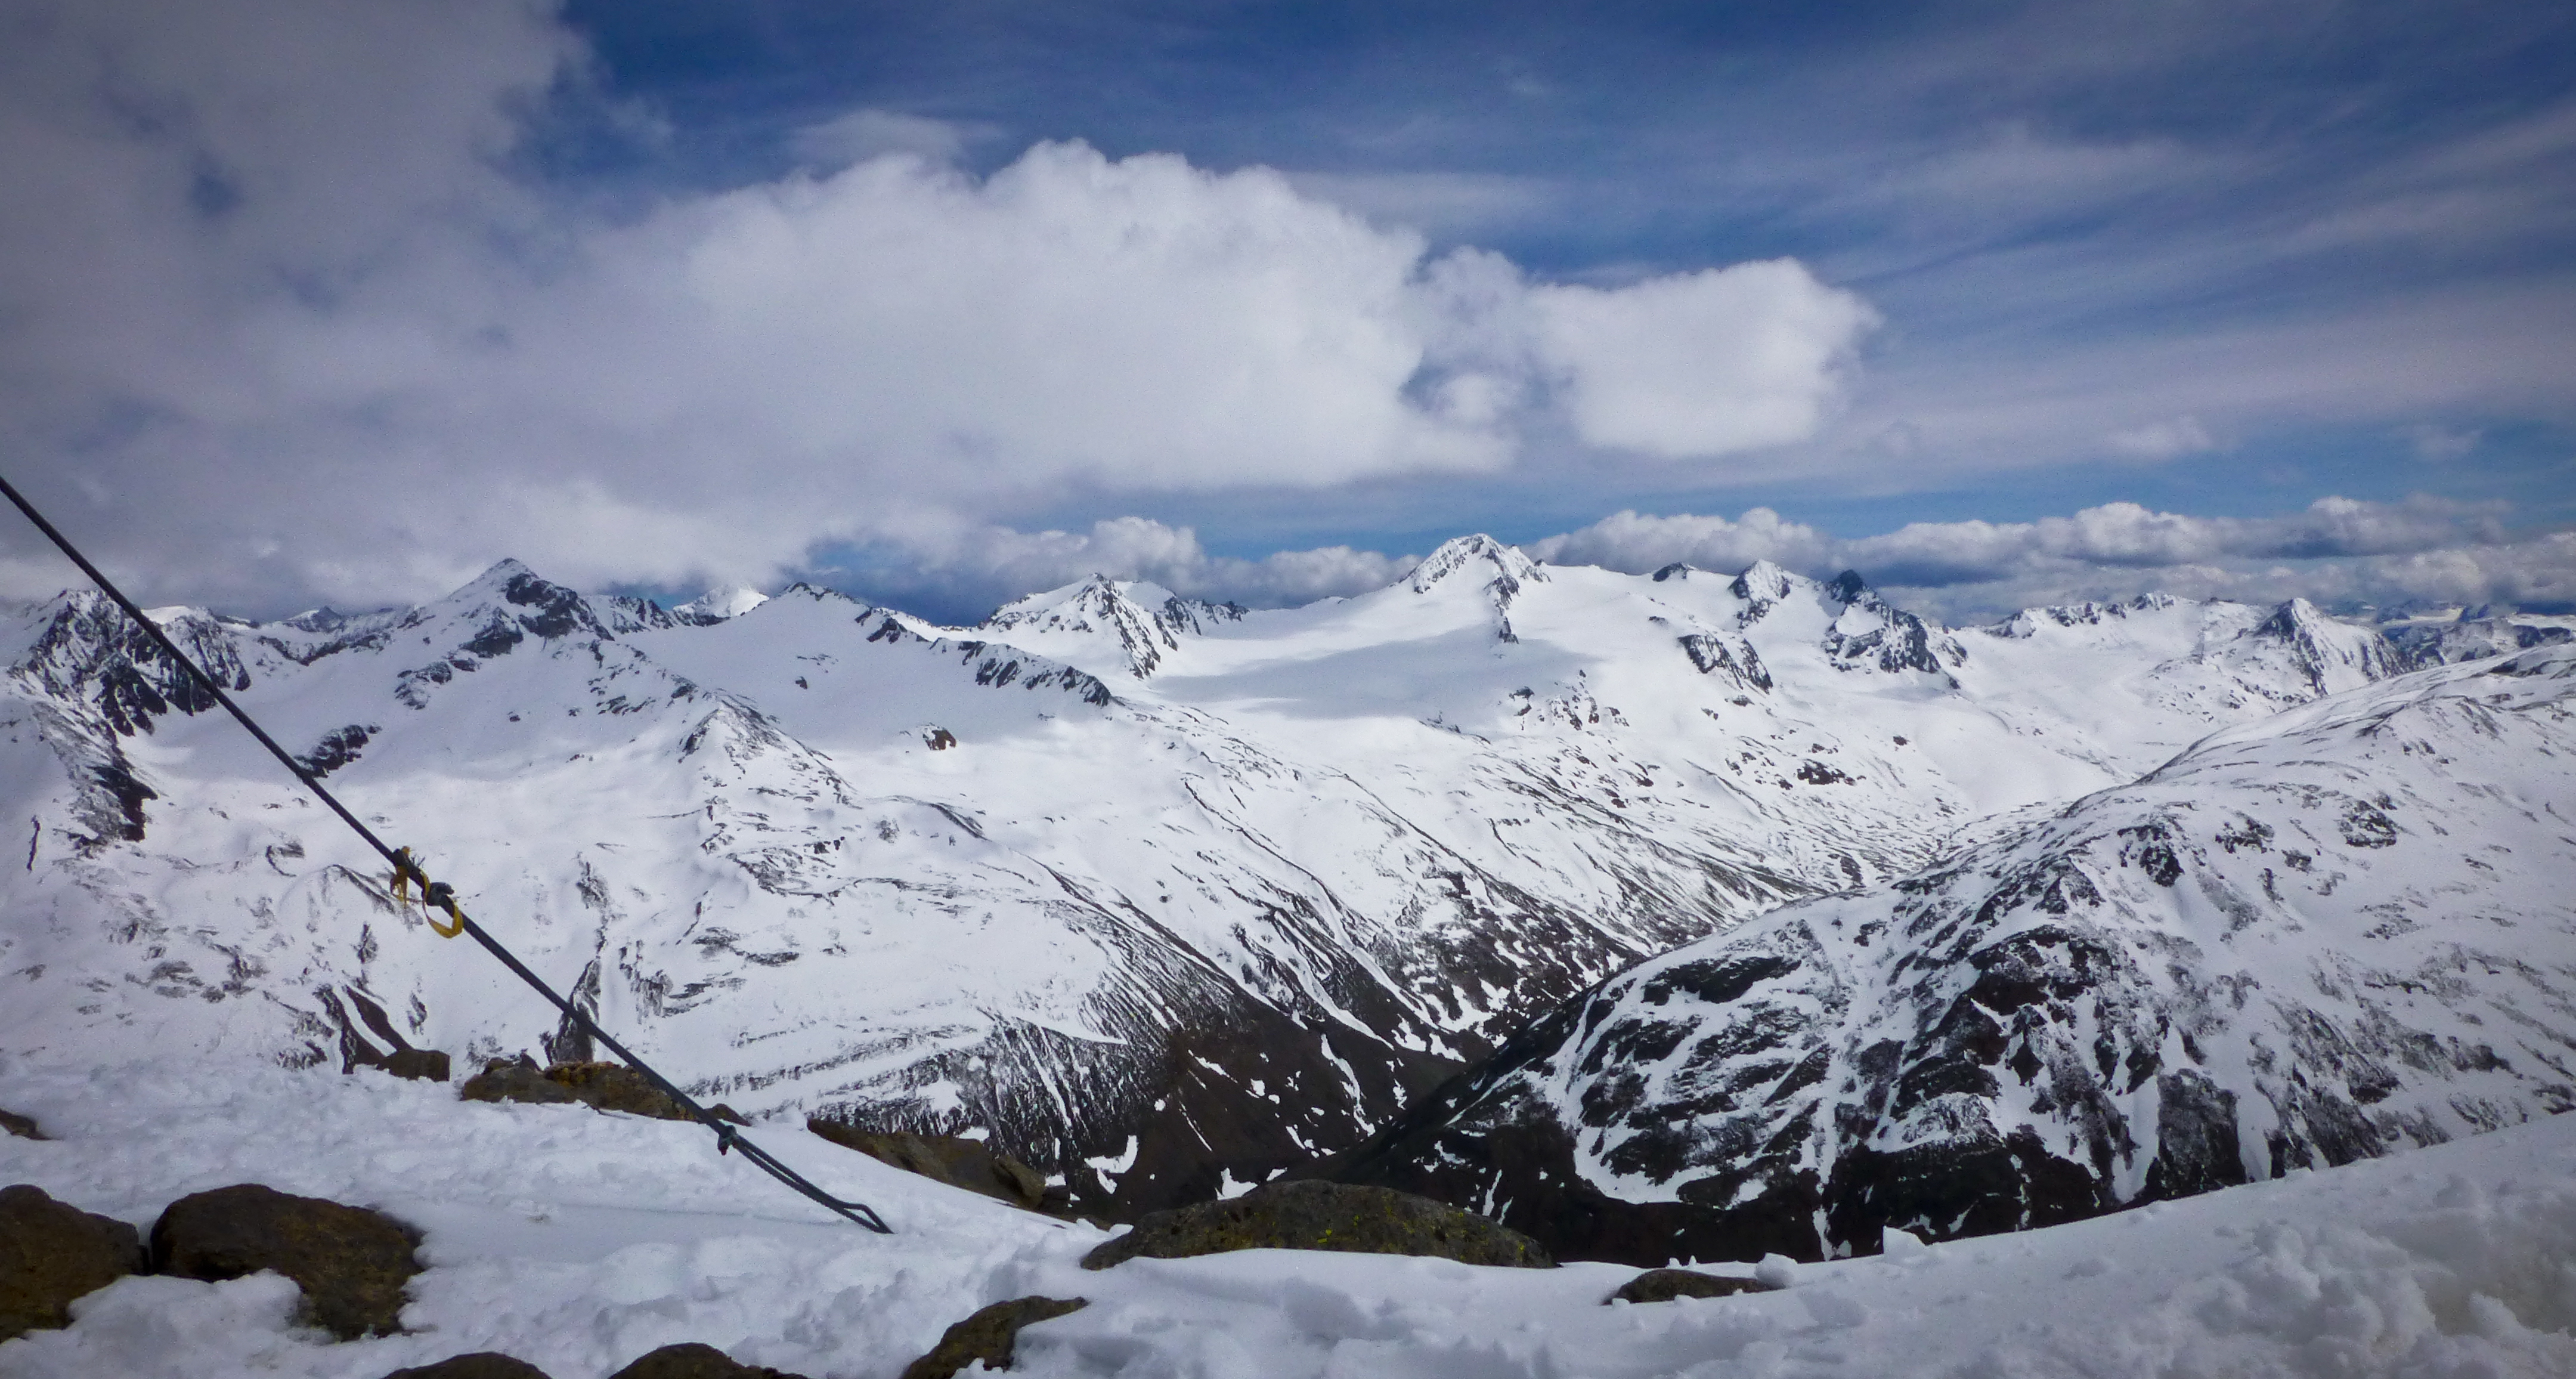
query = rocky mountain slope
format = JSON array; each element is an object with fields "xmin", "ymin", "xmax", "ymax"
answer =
[
  {"xmin": 0, "ymin": 537, "xmax": 2437, "ymax": 1218},
  {"xmin": 1328, "ymin": 642, "xmax": 2576, "ymax": 1264}
]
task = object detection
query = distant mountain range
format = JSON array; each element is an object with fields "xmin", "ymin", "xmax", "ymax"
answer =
[
  {"xmin": 1327, "ymin": 641, "xmax": 2576, "ymax": 1263},
  {"xmin": 1, "ymin": 536, "xmax": 2562, "ymax": 1226}
]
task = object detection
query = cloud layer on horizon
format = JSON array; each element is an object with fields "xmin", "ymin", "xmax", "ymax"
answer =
[
  {"xmin": 786, "ymin": 494, "xmax": 2574, "ymax": 627},
  {"xmin": 0, "ymin": 0, "xmax": 1869, "ymax": 614}
]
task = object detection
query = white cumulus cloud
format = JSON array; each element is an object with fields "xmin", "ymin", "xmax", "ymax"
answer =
[{"xmin": 0, "ymin": 0, "xmax": 1877, "ymax": 615}]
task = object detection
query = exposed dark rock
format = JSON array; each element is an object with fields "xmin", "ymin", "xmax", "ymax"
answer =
[
  {"xmin": 1, "ymin": 1107, "xmax": 41, "ymax": 1139},
  {"xmin": 1608, "ymin": 1268, "xmax": 1776, "ymax": 1304},
  {"xmin": 1081, "ymin": 1180, "xmax": 1551, "ymax": 1270},
  {"xmin": 604, "ymin": 1341, "xmax": 808, "ymax": 1378},
  {"xmin": 150, "ymin": 1183, "xmax": 423, "ymax": 1340},
  {"xmin": 805, "ymin": 1122, "xmax": 1046, "ymax": 1210},
  {"xmin": 538, "ymin": 1061, "xmax": 699, "ymax": 1121},
  {"xmin": 380, "ymin": 1354, "xmax": 555, "ymax": 1379},
  {"xmin": 900, "ymin": 1295, "xmax": 1088, "ymax": 1379},
  {"xmin": 1, "ymin": 1184, "xmax": 147, "ymax": 1342},
  {"xmin": 383, "ymin": 1049, "xmax": 453, "ymax": 1083},
  {"xmin": 459, "ymin": 1056, "xmax": 580, "ymax": 1107},
  {"xmin": 459, "ymin": 1056, "xmax": 740, "ymax": 1124},
  {"xmin": 1325, "ymin": 649, "xmax": 2576, "ymax": 1269}
]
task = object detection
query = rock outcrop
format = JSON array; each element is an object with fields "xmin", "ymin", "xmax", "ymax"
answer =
[
  {"xmin": 0, "ymin": 1108, "xmax": 41, "ymax": 1139},
  {"xmin": 381, "ymin": 1355, "xmax": 554, "ymax": 1379},
  {"xmin": 603, "ymin": 1341, "xmax": 809, "ymax": 1378},
  {"xmin": 382, "ymin": 1049, "xmax": 452, "ymax": 1083},
  {"xmin": 900, "ymin": 1296, "xmax": 1088, "ymax": 1379},
  {"xmin": 1606, "ymin": 1268, "xmax": 1775, "ymax": 1304},
  {"xmin": 805, "ymin": 1121, "xmax": 1047, "ymax": 1210},
  {"xmin": 1082, "ymin": 1180, "xmax": 1551, "ymax": 1270},
  {"xmin": 1, "ymin": 1184, "xmax": 147, "ymax": 1342},
  {"xmin": 1328, "ymin": 646, "xmax": 2576, "ymax": 1265},
  {"xmin": 462, "ymin": 1057, "xmax": 741, "ymax": 1124},
  {"xmin": 150, "ymin": 1183, "xmax": 423, "ymax": 1340}
]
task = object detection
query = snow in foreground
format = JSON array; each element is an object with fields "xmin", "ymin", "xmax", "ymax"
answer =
[{"xmin": 1, "ymin": 1059, "xmax": 2570, "ymax": 1378}]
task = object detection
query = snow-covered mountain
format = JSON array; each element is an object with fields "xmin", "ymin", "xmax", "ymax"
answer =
[
  {"xmin": 0, "ymin": 538, "xmax": 2440, "ymax": 1219},
  {"xmin": 2380, "ymin": 607, "xmax": 2576, "ymax": 666},
  {"xmin": 1327, "ymin": 642, "xmax": 2576, "ymax": 1264}
]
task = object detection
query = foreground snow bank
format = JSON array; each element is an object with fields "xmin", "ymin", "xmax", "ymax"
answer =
[{"xmin": 1, "ymin": 1059, "xmax": 2569, "ymax": 1377}]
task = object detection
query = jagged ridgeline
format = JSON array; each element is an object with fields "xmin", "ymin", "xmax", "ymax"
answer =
[
  {"xmin": 1328, "ymin": 643, "xmax": 2576, "ymax": 1264},
  {"xmin": 0, "ymin": 537, "xmax": 2489, "ymax": 1220}
]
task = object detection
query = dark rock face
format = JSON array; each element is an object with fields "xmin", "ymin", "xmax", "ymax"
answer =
[
  {"xmin": 1082, "ymin": 1180, "xmax": 1552, "ymax": 1270},
  {"xmin": 1332, "ymin": 648, "xmax": 2576, "ymax": 1266},
  {"xmin": 804, "ymin": 1122, "xmax": 1046, "ymax": 1209},
  {"xmin": 1608, "ymin": 1268, "xmax": 1775, "ymax": 1304},
  {"xmin": 900, "ymin": 1296, "xmax": 1088, "ymax": 1379},
  {"xmin": 0, "ymin": 1108, "xmax": 41, "ymax": 1139},
  {"xmin": 150, "ymin": 1183, "xmax": 423, "ymax": 1340},
  {"xmin": 460, "ymin": 1057, "xmax": 739, "ymax": 1124},
  {"xmin": 380, "ymin": 1354, "xmax": 555, "ymax": 1379},
  {"xmin": 604, "ymin": 1341, "xmax": 809, "ymax": 1379},
  {"xmin": 0, "ymin": 1185, "xmax": 147, "ymax": 1341}
]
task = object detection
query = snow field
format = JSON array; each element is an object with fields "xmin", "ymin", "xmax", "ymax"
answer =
[{"xmin": 2, "ymin": 1058, "xmax": 2570, "ymax": 1378}]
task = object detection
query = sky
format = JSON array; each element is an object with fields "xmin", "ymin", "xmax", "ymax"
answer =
[{"xmin": 0, "ymin": 0, "xmax": 2569, "ymax": 625}]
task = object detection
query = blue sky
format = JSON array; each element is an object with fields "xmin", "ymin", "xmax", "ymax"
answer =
[{"xmin": 0, "ymin": 0, "xmax": 2569, "ymax": 622}]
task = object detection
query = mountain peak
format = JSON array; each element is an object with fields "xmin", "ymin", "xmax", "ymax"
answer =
[
  {"xmin": 983, "ymin": 575, "xmax": 1192, "ymax": 678},
  {"xmin": 1407, "ymin": 534, "xmax": 1544, "ymax": 595},
  {"xmin": 674, "ymin": 584, "xmax": 770, "ymax": 623},
  {"xmin": 1729, "ymin": 559, "xmax": 1801, "ymax": 605}
]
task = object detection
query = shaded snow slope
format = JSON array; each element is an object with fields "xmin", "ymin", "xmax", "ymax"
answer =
[
  {"xmin": 2, "ymin": 1058, "xmax": 2571, "ymax": 1378},
  {"xmin": 1333, "ymin": 644, "xmax": 2576, "ymax": 1266},
  {"xmin": 0, "ymin": 539, "xmax": 2427, "ymax": 1219}
]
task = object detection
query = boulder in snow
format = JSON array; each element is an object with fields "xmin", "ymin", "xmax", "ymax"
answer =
[
  {"xmin": 604, "ymin": 1341, "xmax": 809, "ymax": 1378},
  {"xmin": 0, "ymin": 1183, "xmax": 147, "ymax": 1341},
  {"xmin": 900, "ymin": 1295, "xmax": 1088, "ymax": 1379},
  {"xmin": 381, "ymin": 1050, "xmax": 451, "ymax": 1083},
  {"xmin": 149, "ymin": 1183, "xmax": 422, "ymax": 1340},
  {"xmin": 457, "ymin": 1056, "xmax": 580, "ymax": 1108},
  {"xmin": 1081, "ymin": 1180, "xmax": 1552, "ymax": 1270},
  {"xmin": 461, "ymin": 1057, "xmax": 741, "ymax": 1124},
  {"xmin": 0, "ymin": 1107, "xmax": 40, "ymax": 1139},
  {"xmin": 1607, "ymin": 1267, "xmax": 1776, "ymax": 1304},
  {"xmin": 806, "ymin": 1121, "xmax": 1047, "ymax": 1210},
  {"xmin": 380, "ymin": 1354, "xmax": 554, "ymax": 1378}
]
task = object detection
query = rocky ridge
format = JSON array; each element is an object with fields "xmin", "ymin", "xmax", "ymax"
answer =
[{"xmin": 1326, "ymin": 643, "xmax": 2576, "ymax": 1264}]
